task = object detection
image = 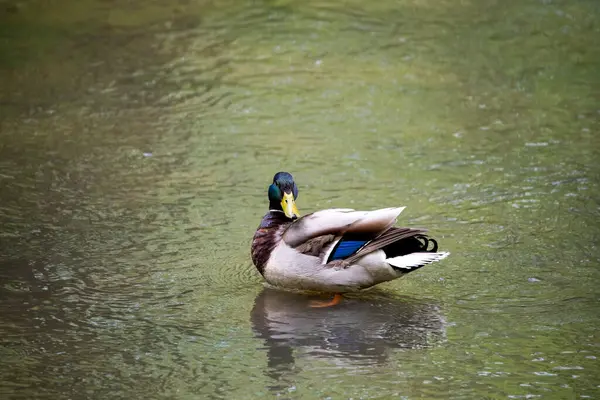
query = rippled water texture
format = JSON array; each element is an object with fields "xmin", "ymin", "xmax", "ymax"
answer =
[{"xmin": 1, "ymin": 0, "xmax": 599, "ymax": 398}]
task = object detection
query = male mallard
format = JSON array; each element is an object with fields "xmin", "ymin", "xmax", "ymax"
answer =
[{"xmin": 251, "ymin": 172, "xmax": 449, "ymax": 305}]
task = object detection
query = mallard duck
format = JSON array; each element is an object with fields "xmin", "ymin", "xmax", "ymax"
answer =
[{"xmin": 251, "ymin": 172, "xmax": 449, "ymax": 305}]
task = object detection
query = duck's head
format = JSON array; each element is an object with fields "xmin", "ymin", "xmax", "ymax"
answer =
[{"xmin": 269, "ymin": 171, "xmax": 300, "ymax": 220}]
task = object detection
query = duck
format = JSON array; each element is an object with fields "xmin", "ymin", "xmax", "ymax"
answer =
[{"xmin": 251, "ymin": 172, "xmax": 449, "ymax": 306}]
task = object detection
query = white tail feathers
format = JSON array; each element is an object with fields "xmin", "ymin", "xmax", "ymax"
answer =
[{"xmin": 386, "ymin": 252, "xmax": 450, "ymax": 270}]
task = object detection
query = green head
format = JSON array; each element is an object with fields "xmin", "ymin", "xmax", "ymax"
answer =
[{"xmin": 268, "ymin": 172, "xmax": 300, "ymax": 219}]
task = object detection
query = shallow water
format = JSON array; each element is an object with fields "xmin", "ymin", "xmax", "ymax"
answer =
[{"xmin": 1, "ymin": 0, "xmax": 599, "ymax": 398}]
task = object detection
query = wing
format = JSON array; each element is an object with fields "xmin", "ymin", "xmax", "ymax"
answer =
[
  {"xmin": 328, "ymin": 238, "xmax": 370, "ymax": 261},
  {"xmin": 324, "ymin": 227, "xmax": 428, "ymax": 263},
  {"xmin": 282, "ymin": 207, "xmax": 406, "ymax": 248},
  {"xmin": 342, "ymin": 227, "xmax": 428, "ymax": 264},
  {"xmin": 294, "ymin": 234, "xmax": 336, "ymax": 257}
]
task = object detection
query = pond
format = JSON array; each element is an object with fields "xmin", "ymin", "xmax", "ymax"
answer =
[{"xmin": 0, "ymin": 0, "xmax": 599, "ymax": 398}]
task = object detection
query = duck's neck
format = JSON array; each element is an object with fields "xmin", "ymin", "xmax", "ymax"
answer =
[
  {"xmin": 259, "ymin": 210, "xmax": 293, "ymax": 229},
  {"xmin": 268, "ymin": 200, "xmax": 284, "ymax": 213}
]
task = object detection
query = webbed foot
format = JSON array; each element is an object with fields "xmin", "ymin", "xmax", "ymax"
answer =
[{"xmin": 309, "ymin": 293, "xmax": 343, "ymax": 308}]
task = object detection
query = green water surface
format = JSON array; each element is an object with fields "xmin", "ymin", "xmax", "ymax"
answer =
[{"xmin": 0, "ymin": 0, "xmax": 599, "ymax": 398}]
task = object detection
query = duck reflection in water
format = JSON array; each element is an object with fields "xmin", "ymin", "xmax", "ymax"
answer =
[{"xmin": 250, "ymin": 287, "xmax": 446, "ymax": 383}]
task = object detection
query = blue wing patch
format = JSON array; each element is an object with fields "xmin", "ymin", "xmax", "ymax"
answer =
[{"xmin": 329, "ymin": 240, "xmax": 369, "ymax": 261}]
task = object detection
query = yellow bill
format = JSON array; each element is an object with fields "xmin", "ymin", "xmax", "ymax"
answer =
[{"xmin": 281, "ymin": 192, "xmax": 300, "ymax": 219}]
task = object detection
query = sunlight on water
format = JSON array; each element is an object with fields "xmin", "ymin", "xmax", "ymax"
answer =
[{"xmin": 0, "ymin": 0, "xmax": 599, "ymax": 398}]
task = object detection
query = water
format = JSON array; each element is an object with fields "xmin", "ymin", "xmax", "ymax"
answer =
[{"xmin": 1, "ymin": 0, "xmax": 599, "ymax": 398}]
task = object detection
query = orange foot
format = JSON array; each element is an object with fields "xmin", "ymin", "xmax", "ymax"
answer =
[{"xmin": 310, "ymin": 293, "xmax": 343, "ymax": 308}]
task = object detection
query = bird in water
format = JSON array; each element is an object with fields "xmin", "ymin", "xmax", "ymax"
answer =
[{"xmin": 251, "ymin": 172, "xmax": 449, "ymax": 307}]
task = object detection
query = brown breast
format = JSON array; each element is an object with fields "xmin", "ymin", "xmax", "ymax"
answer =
[{"xmin": 251, "ymin": 211, "xmax": 292, "ymax": 275}]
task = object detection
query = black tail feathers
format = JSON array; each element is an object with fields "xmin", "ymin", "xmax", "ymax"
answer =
[{"xmin": 383, "ymin": 234, "xmax": 438, "ymax": 259}]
